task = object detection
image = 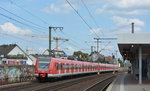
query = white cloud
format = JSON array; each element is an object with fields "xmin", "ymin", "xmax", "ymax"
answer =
[
  {"xmin": 95, "ymin": 0, "xmax": 150, "ymax": 15},
  {"xmin": 0, "ymin": 22, "xmax": 32, "ymax": 35},
  {"xmin": 62, "ymin": 46, "xmax": 76, "ymax": 55},
  {"xmin": 112, "ymin": 16, "xmax": 144, "ymax": 27},
  {"xmin": 90, "ymin": 28, "xmax": 103, "ymax": 35},
  {"xmin": 107, "ymin": 16, "xmax": 145, "ymax": 35},
  {"xmin": 42, "ymin": 3, "xmax": 77, "ymax": 14},
  {"xmin": 43, "ymin": 3, "xmax": 60, "ymax": 14},
  {"xmin": 96, "ymin": 9, "xmax": 149, "ymax": 15},
  {"xmin": 113, "ymin": 0, "xmax": 150, "ymax": 8},
  {"xmin": 66, "ymin": 46, "xmax": 76, "ymax": 52}
]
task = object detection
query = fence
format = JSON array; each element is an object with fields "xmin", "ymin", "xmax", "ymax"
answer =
[{"xmin": 0, "ymin": 65, "xmax": 35, "ymax": 85}]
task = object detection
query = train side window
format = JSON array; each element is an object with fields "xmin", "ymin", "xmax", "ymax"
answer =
[
  {"xmin": 70, "ymin": 64, "xmax": 72, "ymax": 69},
  {"xmin": 61, "ymin": 64, "xmax": 63, "ymax": 70},
  {"xmin": 67, "ymin": 64, "xmax": 69, "ymax": 70},
  {"xmin": 58, "ymin": 63, "xmax": 62, "ymax": 70},
  {"xmin": 55, "ymin": 63, "xmax": 58, "ymax": 70}
]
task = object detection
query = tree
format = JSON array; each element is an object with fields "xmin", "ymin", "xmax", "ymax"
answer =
[
  {"xmin": 96, "ymin": 57, "xmax": 109, "ymax": 63},
  {"xmin": 73, "ymin": 51, "xmax": 89, "ymax": 61}
]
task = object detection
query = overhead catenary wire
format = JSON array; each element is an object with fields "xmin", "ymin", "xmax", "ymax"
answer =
[
  {"xmin": 0, "ymin": 33, "xmax": 47, "ymax": 46},
  {"xmin": 61, "ymin": 31, "xmax": 89, "ymax": 47},
  {"xmin": 0, "ymin": 6, "xmax": 47, "ymax": 30},
  {"xmin": 53, "ymin": 30, "xmax": 89, "ymax": 53},
  {"xmin": 65, "ymin": 0, "xmax": 99, "ymax": 38},
  {"xmin": 58, "ymin": 31, "xmax": 91, "ymax": 53},
  {"xmin": 9, "ymin": 0, "xmax": 49, "ymax": 25},
  {"xmin": 0, "ymin": 13, "xmax": 46, "ymax": 34},
  {"xmin": 99, "ymin": 41, "xmax": 111, "ymax": 53},
  {"xmin": 80, "ymin": 0, "xmax": 105, "ymax": 36},
  {"xmin": 53, "ymin": 32, "xmax": 82, "ymax": 50}
]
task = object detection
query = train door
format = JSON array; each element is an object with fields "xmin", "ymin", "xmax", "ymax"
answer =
[
  {"xmin": 69, "ymin": 64, "xmax": 71, "ymax": 73},
  {"xmin": 66, "ymin": 63, "xmax": 69, "ymax": 73},
  {"xmin": 58, "ymin": 62, "xmax": 61, "ymax": 74},
  {"xmin": 99, "ymin": 64, "xmax": 100, "ymax": 71},
  {"xmin": 80, "ymin": 64, "xmax": 82, "ymax": 72},
  {"xmin": 71, "ymin": 64, "xmax": 74, "ymax": 73},
  {"xmin": 87, "ymin": 65, "xmax": 88, "ymax": 72},
  {"xmin": 55, "ymin": 62, "xmax": 58, "ymax": 74},
  {"xmin": 101, "ymin": 65, "xmax": 103, "ymax": 71},
  {"xmin": 82, "ymin": 64, "xmax": 84, "ymax": 72},
  {"xmin": 76, "ymin": 64, "xmax": 78, "ymax": 73},
  {"xmin": 74, "ymin": 64, "xmax": 77, "ymax": 72},
  {"xmin": 61, "ymin": 63, "xmax": 64, "ymax": 74},
  {"xmin": 74, "ymin": 64, "xmax": 76, "ymax": 73},
  {"xmin": 90, "ymin": 65, "xmax": 92, "ymax": 71},
  {"xmin": 78, "ymin": 64, "xmax": 79, "ymax": 72},
  {"xmin": 78, "ymin": 64, "xmax": 80, "ymax": 72},
  {"xmin": 64, "ymin": 63, "xmax": 66, "ymax": 74}
]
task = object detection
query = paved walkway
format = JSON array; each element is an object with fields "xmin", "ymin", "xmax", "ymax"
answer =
[{"xmin": 107, "ymin": 72, "xmax": 150, "ymax": 91}]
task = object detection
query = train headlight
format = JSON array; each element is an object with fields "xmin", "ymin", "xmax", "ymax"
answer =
[
  {"xmin": 49, "ymin": 70, "xmax": 52, "ymax": 73},
  {"xmin": 35, "ymin": 70, "xmax": 38, "ymax": 73}
]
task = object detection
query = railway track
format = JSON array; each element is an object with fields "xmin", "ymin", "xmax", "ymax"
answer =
[
  {"xmin": 0, "ymin": 81, "xmax": 41, "ymax": 91},
  {"xmin": 0, "ymin": 72, "xmax": 119, "ymax": 91},
  {"xmin": 84, "ymin": 76, "xmax": 115, "ymax": 91},
  {"xmin": 35, "ymin": 73, "xmax": 118, "ymax": 91}
]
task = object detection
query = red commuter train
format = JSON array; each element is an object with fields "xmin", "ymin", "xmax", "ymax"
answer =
[{"xmin": 34, "ymin": 51, "xmax": 118, "ymax": 81}]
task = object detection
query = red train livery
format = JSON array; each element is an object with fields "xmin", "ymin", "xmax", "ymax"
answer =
[{"xmin": 34, "ymin": 56, "xmax": 118, "ymax": 81}]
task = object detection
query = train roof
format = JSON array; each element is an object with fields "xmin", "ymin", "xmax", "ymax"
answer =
[{"xmin": 51, "ymin": 57, "xmax": 117, "ymax": 66}]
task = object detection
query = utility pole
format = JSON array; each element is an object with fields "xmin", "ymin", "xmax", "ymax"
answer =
[
  {"xmin": 94, "ymin": 38, "xmax": 101, "ymax": 53},
  {"xmin": 132, "ymin": 22, "xmax": 134, "ymax": 34},
  {"xmin": 49, "ymin": 27, "xmax": 52, "ymax": 56},
  {"xmin": 49, "ymin": 26, "xmax": 63, "ymax": 56},
  {"xmin": 94, "ymin": 38, "xmax": 117, "ymax": 53},
  {"xmin": 91, "ymin": 46, "xmax": 94, "ymax": 53},
  {"xmin": 53, "ymin": 37, "xmax": 69, "ymax": 50}
]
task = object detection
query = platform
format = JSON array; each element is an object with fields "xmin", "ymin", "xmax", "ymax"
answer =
[{"xmin": 107, "ymin": 72, "xmax": 150, "ymax": 91}]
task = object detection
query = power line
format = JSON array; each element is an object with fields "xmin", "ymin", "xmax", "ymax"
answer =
[
  {"xmin": 0, "ymin": 6, "xmax": 47, "ymax": 30},
  {"xmin": 9, "ymin": 0, "xmax": 49, "ymax": 25},
  {"xmin": 55, "ymin": 32, "xmax": 83, "ymax": 50},
  {"xmin": 0, "ymin": 33, "xmax": 47, "ymax": 46},
  {"xmin": 80, "ymin": 0, "xmax": 104, "ymax": 36},
  {"xmin": 65, "ymin": 0, "xmax": 99, "ymax": 38},
  {"xmin": 99, "ymin": 41, "xmax": 111, "ymax": 53},
  {"xmin": 0, "ymin": 13, "xmax": 46, "ymax": 34},
  {"xmin": 54, "ymin": 31, "xmax": 89, "ymax": 52},
  {"xmin": 60, "ymin": 31, "xmax": 90, "ymax": 49}
]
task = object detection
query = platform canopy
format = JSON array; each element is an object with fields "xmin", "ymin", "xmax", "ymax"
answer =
[{"xmin": 118, "ymin": 33, "xmax": 150, "ymax": 61}]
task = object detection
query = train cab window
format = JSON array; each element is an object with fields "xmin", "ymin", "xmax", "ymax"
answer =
[
  {"xmin": 55, "ymin": 63, "xmax": 58, "ymax": 69},
  {"xmin": 38, "ymin": 57, "xmax": 51, "ymax": 71}
]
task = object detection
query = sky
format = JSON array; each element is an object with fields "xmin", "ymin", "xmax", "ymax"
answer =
[{"xmin": 0, "ymin": 0, "xmax": 150, "ymax": 58}]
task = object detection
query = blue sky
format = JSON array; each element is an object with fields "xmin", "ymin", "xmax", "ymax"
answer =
[{"xmin": 0, "ymin": 0, "xmax": 150, "ymax": 58}]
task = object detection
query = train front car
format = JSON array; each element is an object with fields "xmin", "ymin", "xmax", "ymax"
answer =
[{"xmin": 35, "ymin": 57, "xmax": 51, "ymax": 82}]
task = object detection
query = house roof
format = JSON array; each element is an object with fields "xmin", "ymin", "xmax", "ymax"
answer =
[
  {"xmin": 105, "ymin": 56, "xmax": 113, "ymax": 62},
  {"xmin": 97, "ymin": 53, "xmax": 105, "ymax": 59},
  {"xmin": 0, "ymin": 44, "xmax": 17, "ymax": 56}
]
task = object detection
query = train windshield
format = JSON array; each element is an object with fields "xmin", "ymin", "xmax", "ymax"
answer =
[{"xmin": 38, "ymin": 57, "xmax": 51, "ymax": 71}]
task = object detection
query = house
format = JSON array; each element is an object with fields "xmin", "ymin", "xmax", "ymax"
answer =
[
  {"xmin": 0, "ymin": 44, "xmax": 33, "ymax": 65},
  {"xmin": 43, "ymin": 49, "xmax": 67, "ymax": 57},
  {"xmin": 29, "ymin": 54, "xmax": 43, "ymax": 65},
  {"xmin": 90, "ymin": 52, "xmax": 105, "ymax": 62},
  {"xmin": 43, "ymin": 49, "xmax": 49, "ymax": 55}
]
